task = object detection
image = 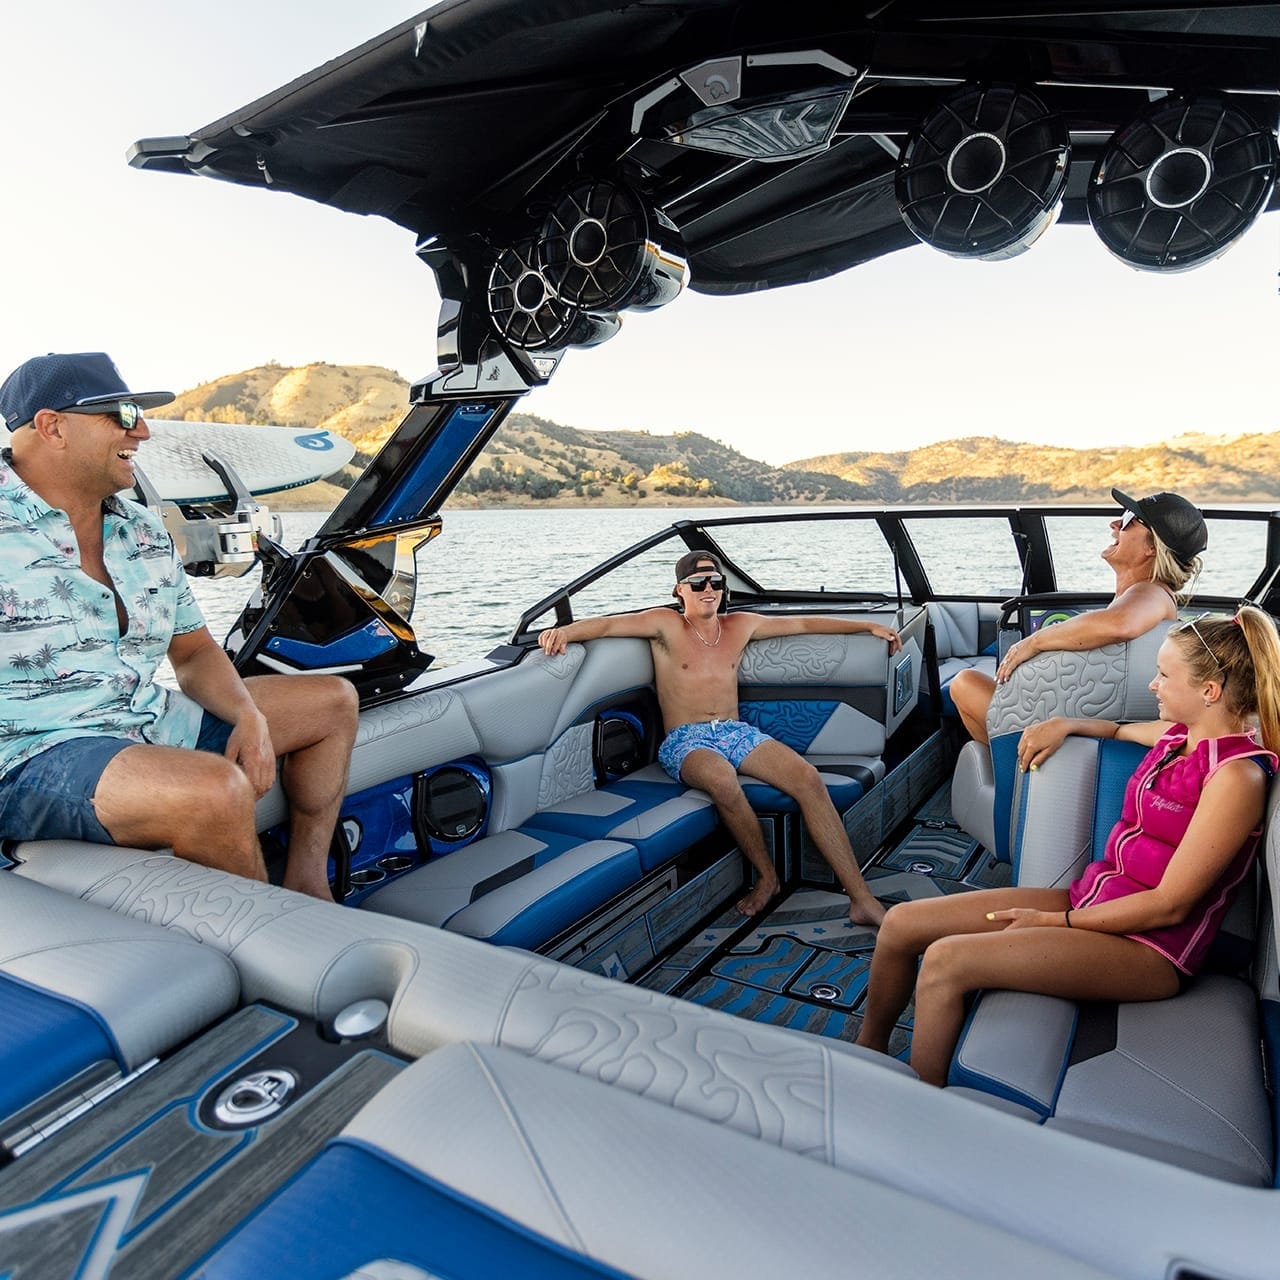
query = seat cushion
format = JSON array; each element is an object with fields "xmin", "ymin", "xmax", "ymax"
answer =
[
  {"xmin": 524, "ymin": 776, "xmax": 718, "ymax": 871},
  {"xmin": 359, "ymin": 829, "xmax": 642, "ymax": 949},
  {"xmin": 0, "ymin": 872, "xmax": 240, "ymax": 1123}
]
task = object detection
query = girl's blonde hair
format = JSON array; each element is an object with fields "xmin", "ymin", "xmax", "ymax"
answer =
[{"xmin": 1171, "ymin": 605, "xmax": 1280, "ymax": 753}]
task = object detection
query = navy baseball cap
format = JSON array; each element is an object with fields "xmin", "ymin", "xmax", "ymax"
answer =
[
  {"xmin": 1112, "ymin": 487, "xmax": 1208, "ymax": 567},
  {"xmin": 0, "ymin": 352, "xmax": 174, "ymax": 431}
]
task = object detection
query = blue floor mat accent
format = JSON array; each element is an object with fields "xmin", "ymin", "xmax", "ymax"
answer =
[{"xmin": 682, "ymin": 977, "xmax": 857, "ymax": 1039}]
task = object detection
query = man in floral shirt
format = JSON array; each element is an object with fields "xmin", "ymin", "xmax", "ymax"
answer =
[{"xmin": 0, "ymin": 352, "xmax": 357, "ymax": 899}]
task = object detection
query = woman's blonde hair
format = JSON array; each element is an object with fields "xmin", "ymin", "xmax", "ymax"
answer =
[
  {"xmin": 1148, "ymin": 532, "xmax": 1199, "ymax": 602},
  {"xmin": 1171, "ymin": 605, "xmax": 1280, "ymax": 753}
]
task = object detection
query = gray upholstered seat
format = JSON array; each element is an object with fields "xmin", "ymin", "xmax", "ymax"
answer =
[
  {"xmin": 0, "ymin": 872, "xmax": 239, "ymax": 1130},
  {"xmin": 948, "ymin": 735, "xmax": 1273, "ymax": 1185},
  {"xmin": 195, "ymin": 1040, "xmax": 1117, "ymax": 1280},
  {"xmin": 951, "ymin": 623, "xmax": 1165, "ymax": 861}
]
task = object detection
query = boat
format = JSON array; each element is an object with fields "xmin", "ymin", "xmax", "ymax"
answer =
[{"xmin": 4, "ymin": 3, "xmax": 1280, "ymax": 1276}]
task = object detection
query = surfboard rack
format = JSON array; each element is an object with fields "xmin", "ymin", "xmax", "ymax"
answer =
[{"xmin": 131, "ymin": 450, "xmax": 284, "ymax": 578}]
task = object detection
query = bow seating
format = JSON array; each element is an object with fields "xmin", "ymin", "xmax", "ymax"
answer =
[
  {"xmin": 927, "ymin": 601, "xmax": 1000, "ymax": 717},
  {"xmin": 193, "ymin": 1040, "xmax": 1107, "ymax": 1280},
  {"xmin": 947, "ymin": 735, "xmax": 1274, "ymax": 1186}
]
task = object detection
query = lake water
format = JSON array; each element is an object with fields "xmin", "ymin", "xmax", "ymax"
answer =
[{"xmin": 189, "ymin": 505, "xmax": 1271, "ymax": 671}]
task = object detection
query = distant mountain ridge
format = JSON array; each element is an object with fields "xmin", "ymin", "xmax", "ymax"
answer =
[{"xmin": 162, "ymin": 363, "xmax": 1280, "ymax": 507}]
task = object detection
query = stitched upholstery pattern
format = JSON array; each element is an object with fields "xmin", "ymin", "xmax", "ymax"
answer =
[{"xmin": 538, "ymin": 724, "xmax": 595, "ymax": 810}]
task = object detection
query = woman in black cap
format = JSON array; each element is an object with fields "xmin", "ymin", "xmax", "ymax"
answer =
[{"xmin": 950, "ymin": 488, "xmax": 1207, "ymax": 745}]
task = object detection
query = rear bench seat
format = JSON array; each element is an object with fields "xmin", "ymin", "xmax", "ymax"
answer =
[
  {"xmin": 17, "ymin": 841, "xmax": 1280, "ymax": 1280},
  {"xmin": 947, "ymin": 734, "xmax": 1273, "ymax": 1186},
  {"xmin": 0, "ymin": 872, "xmax": 238, "ymax": 1146},
  {"xmin": 359, "ymin": 618, "xmax": 916, "ymax": 948},
  {"xmin": 194, "ymin": 1040, "xmax": 1112, "ymax": 1280},
  {"xmin": 927, "ymin": 601, "xmax": 999, "ymax": 717}
]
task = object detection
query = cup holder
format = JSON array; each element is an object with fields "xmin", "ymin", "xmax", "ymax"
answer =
[
  {"xmin": 377, "ymin": 855, "xmax": 413, "ymax": 874},
  {"xmin": 348, "ymin": 867, "xmax": 387, "ymax": 887}
]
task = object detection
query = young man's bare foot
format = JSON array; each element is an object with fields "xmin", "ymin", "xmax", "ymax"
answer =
[
  {"xmin": 848, "ymin": 894, "xmax": 886, "ymax": 928},
  {"xmin": 737, "ymin": 875, "xmax": 780, "ymax": 916}
]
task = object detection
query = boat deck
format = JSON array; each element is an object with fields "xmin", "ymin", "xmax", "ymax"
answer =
[{"xmin": 635, "ymin": 782, "xmax": 1012, "ymax": 1059}]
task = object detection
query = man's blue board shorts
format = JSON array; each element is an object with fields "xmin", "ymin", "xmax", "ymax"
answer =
[
  {"xmin": 0, "ymin": 712, "xmax": 235, "ymax": 845},
  {"xmin": 658, "ymin": 718, "xmax": 769, "ymax": 781}
]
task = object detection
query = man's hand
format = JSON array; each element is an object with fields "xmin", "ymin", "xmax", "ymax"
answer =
[
  {"xmin": 538, "ymin": 627, "xmax": 570, "ymax": 655},
  {"xmin": 225, "ymin": 708, "xmax": 276, "ymax": 797},
  {"xmin": 868, "ymin": 623, "xmax": 901, "ymax": 654}
]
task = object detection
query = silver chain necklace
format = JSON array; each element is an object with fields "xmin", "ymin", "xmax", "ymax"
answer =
[{"xmin": 682, "ymin": 613, "xmax": 722, "ymax": 647}]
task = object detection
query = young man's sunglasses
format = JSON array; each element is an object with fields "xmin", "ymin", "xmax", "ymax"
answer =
[
  {"xmin": 63, "ymin": 401, "xmax": 144, "ymax": 431},
  {"xmin": 1118, "ymin": 509, "xmax": 1146, "ymax": 531},
  {"xmin": 680, "ymin": 574, "xmax": 726, "ymax": 592}
]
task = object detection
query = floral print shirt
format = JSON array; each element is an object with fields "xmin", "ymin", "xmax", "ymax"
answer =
[{"xmin": 0, "ymin": 448, "xmax": 206, "ymax": 779}]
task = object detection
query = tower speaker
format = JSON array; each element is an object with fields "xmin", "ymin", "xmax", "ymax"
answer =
[
  {"xmin": 539, "ymin": 180, "xmax": 687, "ymax": 312},
  {"xmin": 896, "ymin": 83, "xmax": 1070, "ymax": 260},
  {"xmin": 487, "ymin": 239, "xmax": 621, "ymax": 350},
  {"xmin": 1088, "ymin": 93, "xmax": 1278, "ymax": 271}
]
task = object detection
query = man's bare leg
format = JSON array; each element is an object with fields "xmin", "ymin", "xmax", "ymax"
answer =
[
  {"xmin": 246, "ymin": 674, "xmax": 359, "ymax": 901},
  {"xmin": 94, "ymin": 743, "xmax": 266, "ymax": 880},
  {"xmin": 740, "ymin": 739, "xmax": 885, "ymax": 927},
  {"xmin": 678, "ymin": 749, "xmax": 780, "ymax": 915}
]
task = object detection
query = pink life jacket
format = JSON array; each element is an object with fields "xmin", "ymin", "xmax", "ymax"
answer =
[{"xmin": 1070, "ymin": 724, "xmax": 1276, "ymax": 975}]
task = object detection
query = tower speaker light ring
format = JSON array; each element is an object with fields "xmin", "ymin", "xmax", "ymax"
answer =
[
  {"xmin": 1088, "ymin": 93, "xmax": 1279, "ymax": 272},
  {"xmin": 896, "ymin": 82, "xmax": 1070, "ymax": 261}
]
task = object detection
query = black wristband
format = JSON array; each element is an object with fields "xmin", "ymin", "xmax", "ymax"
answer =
[{"xmin": 1064, "ymin": 908, "xmax": 1073, "ymax": 928}]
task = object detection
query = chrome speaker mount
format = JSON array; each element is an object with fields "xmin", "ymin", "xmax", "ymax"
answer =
[
  {"xmin": 1087, "ymin": 93, "xmax": 1279, "ymax": 272},
  {"xmin": 896, "ymin": 82, "xmax": 1070, "ymax": 261}
]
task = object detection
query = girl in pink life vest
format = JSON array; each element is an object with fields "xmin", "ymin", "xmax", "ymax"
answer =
[{"xmin": 856, "ymin": 606, "xmax": 1280, "ymax": 1086}]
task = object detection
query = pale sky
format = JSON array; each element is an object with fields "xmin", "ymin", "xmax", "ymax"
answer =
[{"xmin": 2, "ymin": 2, "xmax": 1277, "ymax": 466}]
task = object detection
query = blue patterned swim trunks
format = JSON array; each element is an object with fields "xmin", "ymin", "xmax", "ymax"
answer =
[{"xmin": 658, "ymin": 719, "xmax": 770, "ymax": 781}]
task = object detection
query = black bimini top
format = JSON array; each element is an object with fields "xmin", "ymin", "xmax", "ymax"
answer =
[{"xmin": 132, "ymin": 1, "xmax": 1280, "ymax": 295}]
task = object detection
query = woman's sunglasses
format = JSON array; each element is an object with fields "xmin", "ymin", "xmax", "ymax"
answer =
[
  {"xmin": 680, "ymin": 574, "xmax": 726, "ymax": 592},
  {"xmin": 63, "ymin": 401, "xmax": 143, "ymax": 431},
  {"xmin": 1118, "ymin": 509, "xmax": 1146, "ymax": 531}
]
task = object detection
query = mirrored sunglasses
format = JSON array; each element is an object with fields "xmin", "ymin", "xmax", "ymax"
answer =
[
  {"xmin": 64, "ymin": 400, "xmax": 143, "ymax": 431},
  {"xmin": 680, "ymin": 574, "xmax": 725, "ymax": 592},
  {"xmin": 1118, "ymin": 509, "xmax": 1145, "ymax": 531}
]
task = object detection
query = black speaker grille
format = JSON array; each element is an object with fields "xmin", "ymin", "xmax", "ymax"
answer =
[
  {"xmin": 540, "ymin": 181, "xmax": 685, "ymax": 312},
  {"xmin": 896, "ymin": 83, "xmax": 1070, "ymax": 260},
  {"xmin": 415, "ymin": 766, "xmax": 486, "ymax": 844},
  {"xmin": 1088, "ymin": 94, "xmax": 1279, "ymax": 272},
  {"xmin": 487, "ymin": 239, "xmax": 622, "ymax": 351}
]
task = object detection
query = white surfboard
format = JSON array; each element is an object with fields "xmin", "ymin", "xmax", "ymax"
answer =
[{"xmin": 129, "ymin": 419, "xmax": 358, "ymax": 502}]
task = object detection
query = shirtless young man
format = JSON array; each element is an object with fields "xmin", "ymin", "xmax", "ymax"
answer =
[{"xmin": 538, "ymin": 550, "xmax": 901, "ymax": 926}]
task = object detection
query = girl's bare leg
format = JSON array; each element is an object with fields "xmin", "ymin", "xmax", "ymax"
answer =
[
  {"xmin": 909, "ymin": 926, "xmax": 1179, "ymax": 1085},
  {"xmin": 855, "ymin": 887, "xmax": 1069, "ymax": 1053}
]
